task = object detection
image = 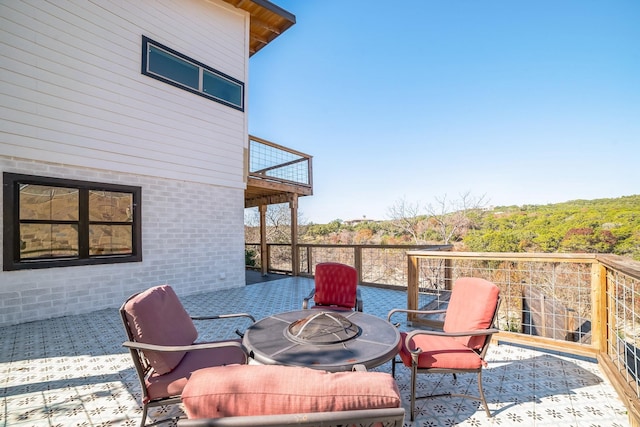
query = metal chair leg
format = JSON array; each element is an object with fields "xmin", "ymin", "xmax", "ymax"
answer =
[
  {"xmin": 139, "ymin": 404, "xmax": 148, "ymax": 427},
  {"xmin": 477, "ymin": 370, "xmax": 491, "ymax": 417},
  {"xmin": 410, "ymin": 364, "xmax": 417, "ymax": 421}
]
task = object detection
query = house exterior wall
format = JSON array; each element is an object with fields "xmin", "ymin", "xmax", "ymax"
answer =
[{"xmin": 0, "ymin": 0, "xmax": 251, "ymax": 326}]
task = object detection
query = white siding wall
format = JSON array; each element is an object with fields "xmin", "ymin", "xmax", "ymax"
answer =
[
  {"xmin": 0, "ymin": 158, "xmax": 246, "ymax": 326},
  {"xmin": 1, "ymin": 0, "xmax": 249, "ymax": 185},
  {"xmin": 0, "ymin": 0, "xmax": 252, "ymax": 326}
]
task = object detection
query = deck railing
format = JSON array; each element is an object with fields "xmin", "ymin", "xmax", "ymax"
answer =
[
  {"xmin": 404, "ymin": 250, "xmax": 640, "ymax": 426},
  {"xmin": 245, "ymin": 243, "xmax": 640, "ymax": 425},
  {"xmin": 248, "ymin": 135, "xmax": 312, "ymax": 188},
  {"xmin": 245, "ymin": 243, "xmax": 452, "ymax": 286}
]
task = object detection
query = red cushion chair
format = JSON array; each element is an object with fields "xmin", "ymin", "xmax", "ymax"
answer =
[
  {"xmin": 387, "ymin": 277, "xmax": 501, "ymax": 421},
  {"xmin": 303, "ymin": 262, "xmax": 363, "ymax": 311},
  {"xmin": 120, "ymin": 285, "xmax": 255, "ymax": 427}
]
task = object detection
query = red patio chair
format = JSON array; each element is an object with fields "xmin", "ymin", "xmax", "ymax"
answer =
[
  {"xmin": 120, "ymin": 285, "xmax": 255, "ymax": 427},
  {"xmin": 303, "ymin": 262, "xmax": 363, "ymax": 311},
  {"xmin": 387, "ymin": 277, "xmax": 501, "ymax": 421}
]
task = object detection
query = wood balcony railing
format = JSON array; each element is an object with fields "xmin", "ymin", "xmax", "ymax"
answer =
[
  {"xmin": 404, "ymin": 250, "xmax": 639, "ymax": 426},
  {"xmin": 245, "ymin": 243, "xmax": 452, "ymax": 286},
  {"xmin": 245, "ymin": 243, "xmax": 640, "ymax": 425},
  {"xmin": 245, "ymin": 135, "xmax": 312, "ymax": 208}
]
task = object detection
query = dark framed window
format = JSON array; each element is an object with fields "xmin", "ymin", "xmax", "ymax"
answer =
[
  {"xmin": 141, "ymin": 35, "xmax": 244, "ymax": 111},
  {"xmin": 3, "ymin": 173, "xmax": 142, "ymax": 271}
]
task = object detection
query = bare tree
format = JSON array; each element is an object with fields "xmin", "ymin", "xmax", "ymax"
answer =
[
  {"xmin": 426, "ymin": 191, "xmax": 488, "ymax": 244},
  {"xmin": 244, "ymin": 203, "xmax": 307, "ymax": 244},
  {"xmin": 265, "ymin": 203, "xmax": 294, "ymax": 243},
  {"xmin": 386, "ymin": 197, "xmax": 425, "ymax": 244}
]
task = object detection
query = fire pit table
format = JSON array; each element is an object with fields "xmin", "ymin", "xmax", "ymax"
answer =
[{"xmin": 242, "ymin": 309, "xmax": 401, "ymax": 372}]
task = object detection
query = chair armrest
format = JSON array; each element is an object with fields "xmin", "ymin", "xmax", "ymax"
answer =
[
  {"xmin": 387, "ymin": 308, "xmax": 447, "ymax": 322},
  {"xmin": 406, "ymin": 328, "xmax": 499, "ymax": 340},
  {"xmin": 190, "ymin": 313, "xmax": 255, "ymax": 339},
  {"xmin": 191, "ymin": 313, "xmax": 256, "ymax": 323},
  {"xmin": 123, "ymin": 340, "xmax": 246, "ymax": 353},
  {"xmin": 404, "ymin": 328, "xmax": 500, "ymax": 357},
  {"xmin": 302, "ymin": 288, "xmax": 316, "ymax": 309}
]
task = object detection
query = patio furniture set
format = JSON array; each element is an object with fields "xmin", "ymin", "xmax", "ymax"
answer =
[{"xmin": 120, "ymin": 262, "xmax": 501, "ymax": 426}]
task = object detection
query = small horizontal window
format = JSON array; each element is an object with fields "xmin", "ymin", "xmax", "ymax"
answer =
[
  {"xmin": 149, "ymin": 45, "xmax": 199, "ymax": 90},
  {"xmin": 142, "ymin": 36, "xmax": 244, "ymax": 111},
  {"xmin": 3, "ymin": 173, "xmax": 142, "ymax": 270}
]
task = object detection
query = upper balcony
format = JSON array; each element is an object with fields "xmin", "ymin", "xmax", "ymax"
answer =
[{"xmin": 245, "ymin": 135, "xmax": 313, "ymax": 208}]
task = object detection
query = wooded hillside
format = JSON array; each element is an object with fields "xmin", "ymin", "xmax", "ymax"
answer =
[{"xmin": 297, "ymin": 195, "xmax": 640, "ymax": 261}]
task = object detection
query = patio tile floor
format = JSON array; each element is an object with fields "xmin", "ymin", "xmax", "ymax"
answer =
[{"xmin": 1, "ymin": 276, "xmax": 631, "ymax": 426}]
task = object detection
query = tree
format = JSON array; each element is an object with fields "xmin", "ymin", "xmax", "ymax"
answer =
[
  {"xmin": 426, "ymin": 192, "xmax": 488, "ymax": 244},
  {"xmin": 354, "ymin": 228, "xmax": 374, "ymax": 244},
  {"xmin": 264, "ymin": 203, "xmax": 294, "ymax": 243},
  {"xmin": 386, "ymin": 197, "xmax": 425, "ymax": 244},
  {"xmin": 244, "ymin": 203, "xmax": 306, "ymax": 244}
]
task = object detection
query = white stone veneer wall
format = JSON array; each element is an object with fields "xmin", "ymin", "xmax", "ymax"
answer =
[{"xmin": 0, "ymin": 157, "xmax": 246, "ymax": 327}]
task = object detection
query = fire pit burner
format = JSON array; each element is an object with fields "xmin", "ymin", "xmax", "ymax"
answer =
[{"xmin": 286, "ymin": 311, "xmax": 360, "ymax": 345}]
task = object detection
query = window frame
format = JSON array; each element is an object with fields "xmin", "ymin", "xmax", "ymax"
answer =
[
  {"xmin": 3, "ymin": 173, "xmax": 142, "ymax": 271},
  {"xmin": 141, "ymin": 35, "xmax": 245, "ymax": 111}
]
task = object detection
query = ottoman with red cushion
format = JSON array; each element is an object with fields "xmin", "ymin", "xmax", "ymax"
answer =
[{"xmin": 181, "ymin": 364, "xmax": 402, "ymax": 421}]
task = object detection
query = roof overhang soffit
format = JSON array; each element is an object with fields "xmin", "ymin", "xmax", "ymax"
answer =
[{"xmin": 221, "ymin": 0, "xmax": 296, "ymax": 56}]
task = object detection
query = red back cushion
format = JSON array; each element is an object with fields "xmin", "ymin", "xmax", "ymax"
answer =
[
  {"xmin": 182, "ymin": 365, "xmax": 401, "ymax": 419},
  {"xmin": 124, "ymin": 285, "xmax": 198, "ymax": 375},
  {"xmin": 314, "ymin": 262, "xmax": 358, "ymax": 309},
  {"xmin": 443, "ymin": 277, "xmax": 500, "ymax": 350}
]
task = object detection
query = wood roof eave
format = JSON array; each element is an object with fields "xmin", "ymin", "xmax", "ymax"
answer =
[{"xmin": 221, "ymin": 0, "xmax": 296, "ymax": 56}]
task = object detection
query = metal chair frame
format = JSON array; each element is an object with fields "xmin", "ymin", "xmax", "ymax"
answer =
[
  {"xmin": 388, "ymin": 296, "xmax": 501, "ymax": 421},
  {"xmin": 120, "ymin": 290, "xmax": 255, "ymax": 427},
  {"xmin": 177, "ymin": 407, "xmax": 405, "ymax": 426}
]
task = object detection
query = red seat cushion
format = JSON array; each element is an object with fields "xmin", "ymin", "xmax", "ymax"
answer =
[
  {"xmin": 145, "ymin": 341, "xmax": 247, "ymax": 402},
  {"xmin": 181, "ymin": 365, "xmax": 401, "ymax": 419},
  {"xmin": 399, "ymin": 332, "xmax": 484, "ymax": 370},
  {"xmin": 314, "ymin": 262, "xmax": 358, "ymax": 309},
  {"xmin": 124, "ymin": 285, "xmax": 198, "ymax": 375},
  {"xmin": 443, "ymin": 277, "xmax": 499, "ymax": 349}
]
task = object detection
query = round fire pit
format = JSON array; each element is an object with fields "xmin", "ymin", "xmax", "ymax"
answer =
[
  {"xmin": 243, "ymin": 310, "xmax": 401, "ymax": 372},
  {"xmin": 286, "ymin": 311, "xmax": 360, "ymax": 345}
]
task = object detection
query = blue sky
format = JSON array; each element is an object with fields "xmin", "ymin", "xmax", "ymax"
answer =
[{"xmin": 248, "ymin": 1, "xmax": 639, "ymax": 224}]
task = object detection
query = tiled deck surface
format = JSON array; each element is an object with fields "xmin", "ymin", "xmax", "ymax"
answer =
[{"xmin": 1, "ymin": 276, "xmax": 631, "ymax": 426}]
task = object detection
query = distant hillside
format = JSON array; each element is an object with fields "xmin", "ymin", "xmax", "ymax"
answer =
[
  {"xmin": 465, "ymin": 195, "xmax": 640, "ymax": 260},
  {"xmin": 298, "ymin": 195, "xmax": 640, "ymax": 260}
]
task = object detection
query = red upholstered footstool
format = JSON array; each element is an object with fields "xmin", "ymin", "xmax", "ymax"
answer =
[{"xmin": 181, "ymin": 364, "xmax": 401, "ymax": 419}]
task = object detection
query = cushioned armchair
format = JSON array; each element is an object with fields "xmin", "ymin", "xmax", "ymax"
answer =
[
  {"xmin": 303, "ymin": 262, "xmax": 363, "ymax": 311},
  {"xmin": 120, "ymin": 285, "xmax": 255, "ymax": 427},
  {"xmin": 387, "ymin": 277, "xmax": 501, "ymax": 421}
]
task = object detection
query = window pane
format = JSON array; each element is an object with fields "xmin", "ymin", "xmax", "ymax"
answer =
[
  {"xmin": 149, "ymin": 45, "xmax": 199, "ymax": 90},
  {"xmin": 20, "ymin": 223, "xmax": 79, "ymax": 259},
  {"xmin": 90, "ymin": 225, "xmax": 133, "ymax": 256},
  {"xmin": 89, "ymin": 191, "xmax": 133, "ymax": 222},
  {"xmin": 203, "ymin": 70, "xmax": 242, "ymax": 107},
  {"xmin": 20, "ymin": 185, "xmax": 78, "ymax": 221}
]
